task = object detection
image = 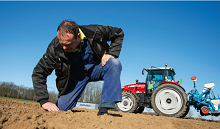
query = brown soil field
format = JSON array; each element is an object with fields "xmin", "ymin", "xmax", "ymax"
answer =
[{"xmin": 0, "ymin": 98, "xmax": 219, "ymax": 129}]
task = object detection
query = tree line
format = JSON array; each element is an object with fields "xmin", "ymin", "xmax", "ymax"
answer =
[{"xmin": 0, "ymin": 81, "xmax": 102, "ymax": 104}]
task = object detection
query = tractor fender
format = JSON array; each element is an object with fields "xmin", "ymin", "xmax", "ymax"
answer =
[
  {"xmin": 156, "ymin": 82, "xmax": 186, "ymax": 92},
  {"xmin": 123, "ymin": 89, "xmax": 140, "ymax": 102}
]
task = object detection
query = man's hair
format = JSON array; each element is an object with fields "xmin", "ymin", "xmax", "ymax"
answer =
[{"xmin": 57, "ymin": 20, "xmax": 79, "ymax": 38}]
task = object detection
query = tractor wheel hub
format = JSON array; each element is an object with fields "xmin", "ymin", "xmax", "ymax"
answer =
[
  {"xmin": 166, "ymin": 98, "xmax": 172, "ymax": 104},
  {"xmin": 123, "ymin": 101, "xmax": 128, "ymax": 106}
]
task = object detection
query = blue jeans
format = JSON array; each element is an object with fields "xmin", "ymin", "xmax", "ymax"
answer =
[{"xmin": 56, "ymin": 58, "xmax": 122, "ymax": 111}]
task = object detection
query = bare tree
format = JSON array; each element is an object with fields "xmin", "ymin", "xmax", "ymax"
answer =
[
  {"xmin": 48, "ymin": 91, "xmax": 58, "ymax": 104},
  {"xmin": 78, "ymin": 81, "xmax": 103, "ymax": 104},
  {"xmin": 0, "ymin": 81, "xmax": 103, "ymax": 105}
]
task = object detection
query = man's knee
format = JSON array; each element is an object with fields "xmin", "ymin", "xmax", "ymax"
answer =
[{"xmin": 107, "ymin": 58, "xmax": 122, "ymax": 70}]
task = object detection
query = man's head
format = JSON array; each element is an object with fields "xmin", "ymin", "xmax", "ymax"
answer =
[{"xmin": 57, "ymin": 20, "xmax": 81, "ymax": 52}]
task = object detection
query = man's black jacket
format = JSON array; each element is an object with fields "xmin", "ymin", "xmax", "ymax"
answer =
[{"xmin": 32, "ymin": 25, "xmax": 124, "ymax": 105}]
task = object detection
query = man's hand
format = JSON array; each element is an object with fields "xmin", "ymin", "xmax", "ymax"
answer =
[
  {"xmin": 42, "ymin": 102, "xmax": 59, "ymax": 112},
  {"xmin": 101, "ymin": 54, "xmax": 114, "ymax": 66}
]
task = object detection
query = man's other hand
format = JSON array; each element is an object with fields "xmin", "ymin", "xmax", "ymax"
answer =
[
  {"xmin": 101, "ymin": 54, "xmax": 114, "ymax": 66},
  {"xmin": 42, "ymin": 102, "xmax": 59, "ymax": 112}
]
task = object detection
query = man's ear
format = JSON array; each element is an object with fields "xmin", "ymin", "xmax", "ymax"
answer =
[
  {"xmin": 57, "ymin": 31, "xmax": 60, "ymax": 38},
  {"xmin": 77, "ymin": 33, "xmax": 81, "ymax": 39}
]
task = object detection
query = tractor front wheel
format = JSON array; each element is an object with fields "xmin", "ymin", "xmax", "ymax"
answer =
[
  {"xmin": 151, "ymin": 83, "xmax": 189, "ymax": 118},
  {"xmin": 115, "ymin": 91, "xmax": 138, "ymax": 113}
]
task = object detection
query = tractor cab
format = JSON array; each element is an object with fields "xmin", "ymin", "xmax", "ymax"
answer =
[{"xmin": 142, "ymin": 63, "xmax": 176, "ymax": 93}]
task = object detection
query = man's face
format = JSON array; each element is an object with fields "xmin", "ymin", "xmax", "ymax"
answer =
[{"xmin": 57, "ymin": 31, "xmax": 81, "ymax": 52}]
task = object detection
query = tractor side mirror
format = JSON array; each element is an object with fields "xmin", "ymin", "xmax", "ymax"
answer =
[{"xmin": 142, "ymin": 68, "xmax": 146, "ymax": 75}]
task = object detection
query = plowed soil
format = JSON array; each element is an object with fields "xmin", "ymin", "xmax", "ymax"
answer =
[{"xmin": 0, "ymin": 99, "xmax": 219, "ymax": 129}]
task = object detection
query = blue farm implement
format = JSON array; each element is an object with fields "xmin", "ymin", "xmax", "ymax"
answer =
[{"xmin": 188, "ymin": 76, "xmax": 220, "ymax": 116}]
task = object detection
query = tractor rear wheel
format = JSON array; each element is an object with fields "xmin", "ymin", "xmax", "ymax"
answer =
[
  {"xmin": 115, "ymin": 91, "xmax": 138, "ymax": 113},
  {"xmin": 151, "ymin": 83, "xmax": 189, "ymax": 118}
]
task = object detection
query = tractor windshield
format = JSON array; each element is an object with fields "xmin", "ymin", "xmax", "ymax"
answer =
[
  {"xmin": 147, "ymin": 69, "xmax": 175, "ymax": 92},
  {"xmin": 164, "ymin": 70, "xmax": 175, "ymax": 82},
  {"xmin": 149, "ymin": 70, "xmax": 163, "ymax": 82},
  {"xmin": 147, "ymin": 70, "xmax": 163, "ymax": 91}
]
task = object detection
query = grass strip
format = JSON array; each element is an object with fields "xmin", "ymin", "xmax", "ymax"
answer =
[{"xmin": 0, "ymin": 96, "xmax": 37, "ymax": 103}]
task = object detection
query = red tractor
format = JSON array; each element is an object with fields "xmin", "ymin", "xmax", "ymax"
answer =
[{"xmin": 116, "ymin": 63, "xmax": 189, "ymax": 118}]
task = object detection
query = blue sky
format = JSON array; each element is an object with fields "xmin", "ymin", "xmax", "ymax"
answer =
[{"xmin": 0, "ymin": 2, "xmax": 220, "ymax": 98}]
